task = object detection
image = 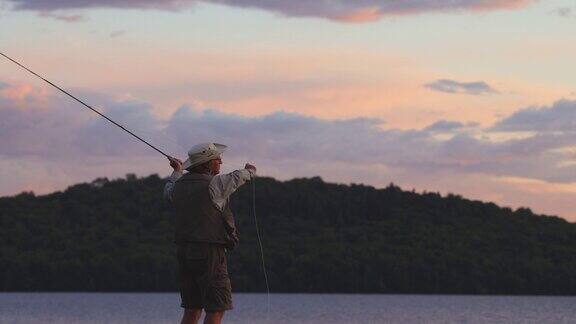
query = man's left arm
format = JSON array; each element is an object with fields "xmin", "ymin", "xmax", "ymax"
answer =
[{"xmin": 209, "ymin": 164, "xmax": 256, "ymax": 210}]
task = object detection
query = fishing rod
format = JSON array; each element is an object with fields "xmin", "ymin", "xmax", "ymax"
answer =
[
  {"xmin": 2, "ymin": 51, "xmax": 271, "ymax": 316},
  {"xmin": 0, "ymin": 52, "xmax": 171, "ymax": 158}
]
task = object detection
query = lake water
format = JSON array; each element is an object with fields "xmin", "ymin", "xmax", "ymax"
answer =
[{"xmin": 1, "ymin": 293, "xmax": 575, "ymax": 323}]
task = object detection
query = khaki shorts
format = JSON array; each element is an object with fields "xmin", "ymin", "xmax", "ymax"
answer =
[{"xmin": 177, "ymin": 242, "xmax": 233, "ymax": 312}]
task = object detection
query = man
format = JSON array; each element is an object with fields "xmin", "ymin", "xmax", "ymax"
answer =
[{"xmin": 164, "ymin": 142, "xmax": 256, "ymax": 324}]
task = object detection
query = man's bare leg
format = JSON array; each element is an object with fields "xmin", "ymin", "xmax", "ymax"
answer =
[
  {"xmin": 204, "ymin": 311, "xmax": 225, "ymax": 324},
  {"xmin": 181, "ymin": 309, "xmax": 202, "ymax": 324}
]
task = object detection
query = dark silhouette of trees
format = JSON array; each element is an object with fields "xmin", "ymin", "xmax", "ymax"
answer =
[{"xmin": 1, "ymin": 174, "xmax": 576, "ymax": 294}]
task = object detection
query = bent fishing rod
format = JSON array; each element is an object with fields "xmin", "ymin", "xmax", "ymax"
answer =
[{"xmin": 0, "ymin": 52, "xmax": 171, "ymax": 159}]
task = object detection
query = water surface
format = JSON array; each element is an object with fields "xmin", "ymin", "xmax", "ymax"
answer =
[{"xmin": 1, "ymin": 293, "xmax": 575, "ymax": 323}]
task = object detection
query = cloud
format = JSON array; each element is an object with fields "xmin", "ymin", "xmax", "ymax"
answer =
[
  {"xmin": 222, "ymin": 0, "xmax": 534, "ymax": 22},
  {"xmin": 2, "ymin": 81, "xmax": 576, "ymax": 183},
  {"xmin": 4, "ymin": 81, "xmax": 576, "ymax": 218},
  {"xmin": 492, "ymin": 100, "xmax": 576, "ymax": 133},
  {"xmin": 425, "ymin": 79, "xmax": 499, "ymax": 95},
  {"xmin": 38, "ymin": 11, "xmax": 84, "ymax": 22},
  {"xmin": 7, "ymin": 0, "xmax": 535, "ymax": 22},
  {"xmin": 7, "ymin": 0, "xmax": 194, "ymax": 11},
  {"xmin": 0, "ymin": 83, "xmax": 161, "ymax": 158},
  {"xmin": 424, "ymin": 120, "xmax": 479, "ymax": 132},
  {"xmin": 145, "ymin": 99, "xmax": 576, "ymax": 185}
]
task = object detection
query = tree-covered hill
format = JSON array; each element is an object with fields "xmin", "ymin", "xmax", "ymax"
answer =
[{"xmin": 1, "ymin": 174, "xmax": 576, "ymax": 294}]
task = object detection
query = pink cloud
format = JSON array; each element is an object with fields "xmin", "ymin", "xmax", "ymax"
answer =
[
  {"xmin": 0, "ymin": 82, "xmax": 50, "ymax": 108},
  {"xmin": 468, "ymin": 0, "xmax": 533, "ymax": 11},
  {"xmin": 0, "ymin": 83, "xmax": 34, "ymax": 101},
  {"xmin": 331, "ymin": 7, "xmax": 382, "ymax": 23},
  {"xmin": 8, "ymin": 0, "xmax": 536, "ymax": 22}
]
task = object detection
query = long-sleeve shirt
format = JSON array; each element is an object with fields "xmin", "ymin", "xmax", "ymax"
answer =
[{"xmin": 164, "ymin": 169, "xmax": 255, "ymax": 211}]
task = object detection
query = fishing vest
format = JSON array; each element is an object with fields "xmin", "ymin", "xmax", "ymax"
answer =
[{"xmin": 172, "ymin": 172, "xmax": 239, "ymax": 248}]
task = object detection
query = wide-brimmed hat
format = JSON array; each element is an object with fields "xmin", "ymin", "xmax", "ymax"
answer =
[{"xmin": 182, "ymin": 142, "xmax": 227, "ymax": 170}]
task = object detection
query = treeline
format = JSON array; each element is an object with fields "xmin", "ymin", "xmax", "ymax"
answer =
[{"xmin": 1, "ymin": 174, "xmax": 576, "ymax": 294}]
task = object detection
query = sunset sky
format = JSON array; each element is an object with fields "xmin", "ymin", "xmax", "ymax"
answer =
[{"xmin": 1, "ymin": 0, "xmax": 576, "ymax": 219}]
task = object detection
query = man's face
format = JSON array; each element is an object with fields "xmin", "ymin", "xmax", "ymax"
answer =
[{"xmin": 208, "ymin": 156, "xmax": 222, "ymax": 175}]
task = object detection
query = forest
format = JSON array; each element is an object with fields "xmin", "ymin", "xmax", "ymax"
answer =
[{"xmin": 2, "ymin": 174, "xmax": 576, "ymax": 294}]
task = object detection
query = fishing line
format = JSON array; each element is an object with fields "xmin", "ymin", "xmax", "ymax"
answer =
[
  {"xmin": 0, "ymin": 51, "xmax": 170, "ymax": 158},
  {"xmin": 252, "ymin": 177, "xmax": 271, "ymax": 322}
]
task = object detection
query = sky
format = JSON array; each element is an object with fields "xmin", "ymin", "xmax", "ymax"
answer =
[{"xmin": 1, "ymin": 0, "xmax": 576, "ymax": 220}]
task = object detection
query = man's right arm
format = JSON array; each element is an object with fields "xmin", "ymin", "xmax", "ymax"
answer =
[
  {"xmin": 164, "ymin": 156, "xmax": 184, "ymax": 202},
  {"xmin": 164, "ymin": 170, "xmax": 183, "ymax": 202}
]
